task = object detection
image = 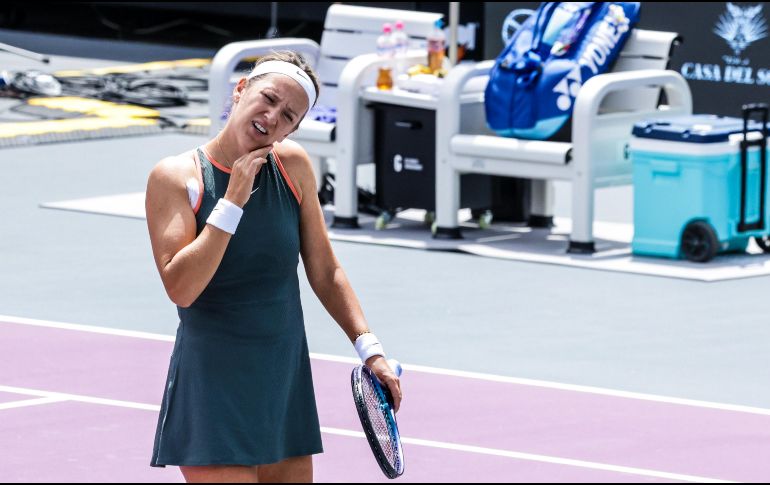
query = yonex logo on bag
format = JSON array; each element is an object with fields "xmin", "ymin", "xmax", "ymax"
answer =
[
  {"xmin": 579, "ymin": 7, "xmax": 628, "ymax": 75},
  {"xmin": 552, "ymin": 5, "xmax": 630, "ymax": 112},
  {"xmin": 553, "ymin": 66, "xmax": 582, "ymax": 111},
  {"xmin": 486, "ymin": 2, "xmax": 639, "ymax": 140}
]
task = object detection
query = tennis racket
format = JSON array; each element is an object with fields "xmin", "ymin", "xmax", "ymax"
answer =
[{"xmin": 351, "ymin": 359, "xmax": 404, "ymax": 479}]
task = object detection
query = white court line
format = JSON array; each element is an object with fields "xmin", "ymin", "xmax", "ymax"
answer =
[
  {"xmin": 321, "ymin": 427, "xmax": 733, "ymax": 483},
  {"xmin": 0, "ymin": 385, "xmax": 159, "ymax": 411},
  {"xmin": 0, "ymin": 383, "xmax": 731, "ymax": 483},
  {"xmin": 0, "ymin": 396, "xmax": 67, "ymax": 410},
  {"xmin": 0, "ymin": 314, "xmax": 174, "ymax": 342},
  {"xmin": 3, "ymin": 313, "xmax": 770, "ymax": 416}
]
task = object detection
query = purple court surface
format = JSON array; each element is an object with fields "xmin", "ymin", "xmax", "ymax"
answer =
[{"xmin": 2, "ymin": 316, "xmax": 769, "ymax": 483}]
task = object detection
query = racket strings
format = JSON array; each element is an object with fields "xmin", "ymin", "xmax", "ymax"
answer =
[{"xmin": 362, "ymin": 375, "xmax": 399, "ymax": 467}]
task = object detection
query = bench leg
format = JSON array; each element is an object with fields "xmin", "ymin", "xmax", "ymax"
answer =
[
  {"xmin": 434, "ymin": 163, "xmax": 463, "ymax": 239},
  {"xmin": 568, "ymin": 175, "xmax": 596, "ymax": 254},
  {"xmin": 528, "ymin": 179, "xmax": 555, "ymax": 228},
  {"xmin": 332, "ymin": 149, "xmax": 360, "ymax": 229}
]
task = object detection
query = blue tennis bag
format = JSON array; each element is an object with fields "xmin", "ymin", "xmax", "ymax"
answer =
[{"xmin": 485, "ymin": 2, "xmax": 640, "ymax": 140}]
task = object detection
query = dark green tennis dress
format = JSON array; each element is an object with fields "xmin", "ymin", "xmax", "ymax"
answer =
[{"xmin": 151, "ymin": 147, "xmax": 323, "ymax": 467}]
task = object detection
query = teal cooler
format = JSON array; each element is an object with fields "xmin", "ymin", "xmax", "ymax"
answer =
[{"xmin": 629, "ymin": 110, "xmax": 769, "ymax": 262}]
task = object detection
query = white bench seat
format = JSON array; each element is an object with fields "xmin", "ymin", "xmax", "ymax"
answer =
[
  {"xmin": 432, "ymin": 29, "xmax": 693, "ymax": 253},
  {"xmin": 451, "ymin": 135, "xmax": 572, "ymax": 166},
  {"xmin": 293, "ymin": 119, "xmax": 335, "ymax": 143},
  {"xmin": 209, "ymin": 4, "xmax": 442, "ymax": 189}
]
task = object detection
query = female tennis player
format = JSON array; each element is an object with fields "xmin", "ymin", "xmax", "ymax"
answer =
[{"xmin": 145, "ymin": 50, "xmax": 402, "ymax": 483}]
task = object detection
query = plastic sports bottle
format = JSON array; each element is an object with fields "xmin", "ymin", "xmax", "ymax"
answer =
[
  {"xmin": 427, "ymin": 19, "xmax": 446, "ymax": 73},
  {"xmin": 376, "ymin": 23, "xmax": 395, "ymax": 90},
  {"xmin": 392, "ymin": 20, "xmax": 409, "ymax": 77}
]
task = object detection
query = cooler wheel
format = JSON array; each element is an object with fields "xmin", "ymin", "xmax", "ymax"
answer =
[{"xmin": 681, "ymin": 221, "xmax": 718, "ymax": 262}]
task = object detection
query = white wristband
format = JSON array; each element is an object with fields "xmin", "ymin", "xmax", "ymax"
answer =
[
  {"xmin": 354, "ymin": 332, "xmax": 385, "ymax": 363},
  {"xmin": 207, "ymin": 198, "xmax": 243, "ymax": 235}
]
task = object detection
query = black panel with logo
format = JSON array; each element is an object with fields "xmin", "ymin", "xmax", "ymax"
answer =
[
  {"xmin": 371, "ymin": 103, "xmax": 528, "ymax": 218},
  {"xmin": 484, "ymin": 2, "xmax": 770, "ymax": 117},
  {"xmin": 372, "ymin": 103, "xmax": 486, "ymax": 212}
]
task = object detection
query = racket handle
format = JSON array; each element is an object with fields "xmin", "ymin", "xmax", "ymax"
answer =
[{"xmin": 387, "ymin": 359, "xmax": 402, "ymax": 377}]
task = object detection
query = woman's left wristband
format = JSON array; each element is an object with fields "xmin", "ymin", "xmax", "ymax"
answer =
[{"xmin": 206, "ymin": 198, "xmax": 243, "ymax": 234}]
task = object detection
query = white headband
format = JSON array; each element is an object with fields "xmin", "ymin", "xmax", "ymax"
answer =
[{"xmin": 247, "ymin": 60, "xmax": 316, "ymax": 111}]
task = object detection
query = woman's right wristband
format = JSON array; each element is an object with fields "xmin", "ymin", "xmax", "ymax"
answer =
[
  {"xmin": 207, "ymin": 198, "xmax": 243, "ymax": 234},
  {"xmin": 354, "ymin": 332, "xmax": 385, "ymax": 363}
]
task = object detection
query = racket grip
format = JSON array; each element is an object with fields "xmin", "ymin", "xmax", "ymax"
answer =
[{"xmin": 387, "ymin": 359, "xmax": 402, "ymax": 377}]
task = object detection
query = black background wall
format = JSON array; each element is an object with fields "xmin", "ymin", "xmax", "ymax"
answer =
[
  {"xmin": 0, "ymin": 2, "xmax": 485, "ymax": 58},
  {"xmin": 3, "ymin": 2, "xmax": 769, "ymax": 117},
  {"xmin": 485, "ymin": 2, "xmax": 770, "ymax": 117}
]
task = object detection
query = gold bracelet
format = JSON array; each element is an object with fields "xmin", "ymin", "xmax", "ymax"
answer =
[{"xmin": 355, "ymin": 330, "xmax": 371, "ymax": 339}]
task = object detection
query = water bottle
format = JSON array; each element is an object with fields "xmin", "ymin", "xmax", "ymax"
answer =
[
  {"xmin": 427, "ymin": 19, "xmax": 446, "ymax": 74},
  {"xmin": 376, "ymin": 23, "xmax": 396, "ymax": 90},
  {"xmin": 392, "ymin": 20, "xmax": 409, "ymax": 77}
]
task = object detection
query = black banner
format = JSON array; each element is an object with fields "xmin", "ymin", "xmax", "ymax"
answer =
[{"xmin": 484, "ymin": 2, "xmax": 770, "ymax": 117}]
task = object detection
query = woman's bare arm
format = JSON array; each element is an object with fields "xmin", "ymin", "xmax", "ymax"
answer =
[
  {"xmin": 146, "ymin": 144, "xmax": 273, "ymax": 307},
  {"xmin": 145, "ymin": 154, "xmax": 232, "ymax": 307},
  {"xmin": 278, "ymin": 140, "xmax": 402, "ymax": 410}
]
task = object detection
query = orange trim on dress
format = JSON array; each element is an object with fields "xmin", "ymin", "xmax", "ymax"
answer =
[
  {"xmin": 192, "ymin": 150, "xmax": 204, "ymax": 214},
  {"xmin": 201, "ymin": 146, "xmax": 232, "ymax": 174},
  {"xmin": 272, "ymin": 148, "xmax": 302, "ymax": 205}
]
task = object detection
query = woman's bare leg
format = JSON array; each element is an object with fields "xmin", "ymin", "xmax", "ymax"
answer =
[
  {"xmin": 257, "ymin": 455, "xmax": 313, "ymax": 483},
  {"xmin": 180, "ymin": 465, "xmax": 259, "ymax": 483}
]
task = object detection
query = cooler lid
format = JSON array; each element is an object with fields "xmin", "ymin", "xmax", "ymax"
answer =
[{"xmin": 632, "ymin": 115, "xmax": 765, "ymax": 143}]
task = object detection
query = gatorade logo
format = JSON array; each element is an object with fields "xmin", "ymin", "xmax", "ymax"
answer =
[
  {"xmin": 393, "ymin": 154, "xmax": 424, "ymax": 172},
  {"xmin": 393, "ymin": 154, "xmax": 403, "ymax": 172}
]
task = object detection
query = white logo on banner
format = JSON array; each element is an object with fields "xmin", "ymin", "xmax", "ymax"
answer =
[
  {"xmin": 714, "ymin": 2, "xmax": 768, "ymax": 56},
  {"xmin": 681, "ymin": 2, "xmax": 770, "ymax": 85},
  {"xmin": 501, "ymin": 9, "xmax": 536, "ymax": 46}
]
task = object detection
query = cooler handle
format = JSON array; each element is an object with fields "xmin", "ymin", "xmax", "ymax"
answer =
[
  {"xmin": 738, "ymin": 103, "xmax": 768, "ymax": 233},
  {"xmin": 650, "ymin": 160, "xmax": 680, "ymax": 175}
]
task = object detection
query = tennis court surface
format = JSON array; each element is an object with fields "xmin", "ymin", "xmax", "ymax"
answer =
[
  {"xmin": 3, "ymin": 28, "xmax": 770, "ymax": 484},
  {"xmin": 3, "ymin": 316, "xmax": 768, "ymax": 483}
]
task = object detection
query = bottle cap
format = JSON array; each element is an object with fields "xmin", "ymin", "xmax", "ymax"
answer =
[
  {"xmin": 395, "ymin": 20, "xmax": 404, "ymax": 30},
  {"xmin": 383, "ymin": 22, "xmax": 393, "ymax": 33}
]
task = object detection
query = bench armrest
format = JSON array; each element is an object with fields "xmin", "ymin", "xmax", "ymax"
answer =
[
  {"xmin": 436, "ymin": 60, "xmax": 494, "ymax": 138},
  {"xmin": 335, "ymin": 48, "xmax": 433, "ymax": 164},
  {"xmin": 209, "ymin": 38, "xmax": 321, "ymax": 135},
  {"xmin": 569, "ymin": 69, "xmax": 692, "ymax": 244},
  {"xmin": 573, "ymin": 69, "xmax": 692, "ymax": 126},
  {"xmin": 571, "ymin": 69, "xmax": 692, "ymax": 176}
]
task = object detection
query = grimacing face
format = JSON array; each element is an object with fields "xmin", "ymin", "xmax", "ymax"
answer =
[{"xmin": 229, "ymin": 73, "xmax": 310, "ymax": 150}]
